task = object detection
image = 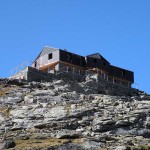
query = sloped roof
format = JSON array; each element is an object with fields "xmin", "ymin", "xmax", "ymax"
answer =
[
  {"xmin": 86, "ymin": 53, "xmax": 109, "ymax": 63},
  {"xmin": 33, "ymin": 46, "xmax": 59, "ymax": 63}
]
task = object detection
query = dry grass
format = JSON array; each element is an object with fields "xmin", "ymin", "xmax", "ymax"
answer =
[
  {"xmin": 0, "ymin": 87, "xmax": 10, "ymax": 97},
  {"xmin": 0, "ymin": 84, "xmax": 19, "ymax": 97},
  {"xmin": 15, "ymin": 138, "xmax": 70, "ymax": 149},
  {"xmin": 0, "ymin": 107, "xmax": 10, "ymax": 118},
  {"xmin": 72, "ymin": 138, "xmax": 85, "ymax": 144},
  {"xmin": 130, "ymin": 146, "xmax": 150, "ymax": 149},
  {"xmin": 15, "ymin": 138, "xmax": 89, "ymax": 149}
]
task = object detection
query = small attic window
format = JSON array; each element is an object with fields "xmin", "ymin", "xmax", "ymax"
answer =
[
  {"xmin": 48, "ymin": 53, "xmax": 53, "ymax": 60},
  {"xmin": 34, "ymin": 61, "xmax": 37, "ymax": 68},
  {"xmin": 94, "ymin": 59, "xmax": 97, "ymax": 64}
]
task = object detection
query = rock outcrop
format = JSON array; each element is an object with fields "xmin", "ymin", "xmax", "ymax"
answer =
[{"xmin": 0, "ymin": 76, "xmax": 149, "ymax": 150}]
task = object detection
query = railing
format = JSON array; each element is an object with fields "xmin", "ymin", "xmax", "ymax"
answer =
[{"xmin": 10, "ymin": 61, "xmax": 31, "ymax": 76}]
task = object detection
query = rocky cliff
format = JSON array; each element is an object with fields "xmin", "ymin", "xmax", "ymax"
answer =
[{"xmin": 0, "ymin": 76, "xmax": 149, "ymax": 150}]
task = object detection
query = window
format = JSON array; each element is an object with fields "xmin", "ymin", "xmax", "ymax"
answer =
[
  {"xmin": 48, "ymin": 53, "xmax": 53, "ymax": 60},
  {"xmin": 121, "ymin": 70, "xmax": 125, "ymax": 76},
  {"xmin": 103, "ymin": 62, "xmax": 106, "ymax": 66},
  {"xmin": 67, "ymin": 67, "xmax": 72, "ymax": 72},
  {"xmin": 77, "ymin": 57, "xmax": 81, "ymax": 65},
  {"xmin": 67, "ymin": 54, "xmax": 72, "ymax": 62},
  {"xmin": 114, "ymin": 79, "xmax": 117, "ymax": 83},
  {"xmin": 34, "ymin": 61, "xmax": 37, "ymax": 68},
  {"xmin": 94, "ymin": 59, "xmax": 97, "ymax": 63},
  {"xmin": 67, "ymin": 54, "xmax": 72, "ymax": 60}
]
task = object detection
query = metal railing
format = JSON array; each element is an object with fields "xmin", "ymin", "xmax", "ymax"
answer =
[{"xmin": 10, "ymin": 61, "xmax": 31, "ymax": 76}]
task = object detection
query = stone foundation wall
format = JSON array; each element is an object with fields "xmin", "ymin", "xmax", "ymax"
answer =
[
  {"xmin": 9, "ymin": 66, "xmax": 138, "ymax": 96},
  {"xmin": 27, "ymin": 67, "xmax": 55, "ymax": 82},
  {"xmin": 85, "ymin": 74, "xmax": 137, "ymax": 96},
  {"xmin": 10, "ymin": 67, "xmax": 55, "ymax": 82}
]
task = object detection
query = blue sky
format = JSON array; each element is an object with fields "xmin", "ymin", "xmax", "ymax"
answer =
[{"xmin": 0, "ymin": 0, "xmax": 150, "ymax": 93}]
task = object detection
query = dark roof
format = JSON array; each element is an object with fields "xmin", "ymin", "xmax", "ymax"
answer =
[
  {"xmin": 86, "ymin": 53, "xmax": 110, "ymax": 63},
  {"xmin": 60, "ymin": 49, "xmax": 84, "ymax": 58},
  {"xmin": 110, "ymin": 65, "xmax": 133, "ymax": 73}
]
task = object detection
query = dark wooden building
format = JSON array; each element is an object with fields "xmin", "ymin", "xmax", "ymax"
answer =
[{"xmin": 32, "ymin": 46, "xmax": 134, "ymax": 87}]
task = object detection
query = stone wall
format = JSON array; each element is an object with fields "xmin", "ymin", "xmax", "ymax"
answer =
[
  {"xmin": 10, "ymin": 66, "xmax": 55, "ymax": 82},
  {"xmin": 9, "ymin": 66, "xmax": 138, "ymax": 96},
  {"xmin": 85, "ymin": 74, "xmax": 137, "ymax": 96},
  {"xmin": 27, "ymin": 67, "xmax": 55, "ymax": 82}
]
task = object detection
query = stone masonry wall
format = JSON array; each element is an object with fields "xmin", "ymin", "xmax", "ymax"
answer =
[
  {"xmin": 27, "ymin": 67, "xmax": 55, "ymax": 82},
  {"xmin": 85, "ymin": 74, "xmax": 137, "ymax": 96},
  {"xmin": 9, "ymin": 66, "xmax": 138, "ymax": 96},
  {"xmin": 10, "ymin": 67, "xmax": 55, "ymax": 82}
]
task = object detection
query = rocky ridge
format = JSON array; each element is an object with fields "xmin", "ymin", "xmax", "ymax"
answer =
[{"xmin": 0, "ymin": 76, "xmax": 149, "ymax": 150}]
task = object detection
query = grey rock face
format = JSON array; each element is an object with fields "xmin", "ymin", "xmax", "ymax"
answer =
[
  {"xmin": 44, "ymin": 106, "xmax": 67, "ymax": 120},
  {"xmin": 0, "ymin": 115, "xmax": 5, "ymax": 123},
  {"xmin": 0, "ymin": 78, "xmax": 149, "ymax": 149},
  {"xmin": 92, "ymin": 118, "xmax": 116, "ymax": 132}
]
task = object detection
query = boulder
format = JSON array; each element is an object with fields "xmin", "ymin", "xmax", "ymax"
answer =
[
  {"xmin": 115, "ymin": 120, "xmax": 132, "ymax": 127},
  {"xmin": 56, "ymin": 130, "xmax": 80, "ymax": 139},
  {"xmin": 4, "ymin": 139, "xmax": 16, "ymax": 149},
  {"xmin": 24, "ymin": 95, "xmax": 37, "ymax": 104}
]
